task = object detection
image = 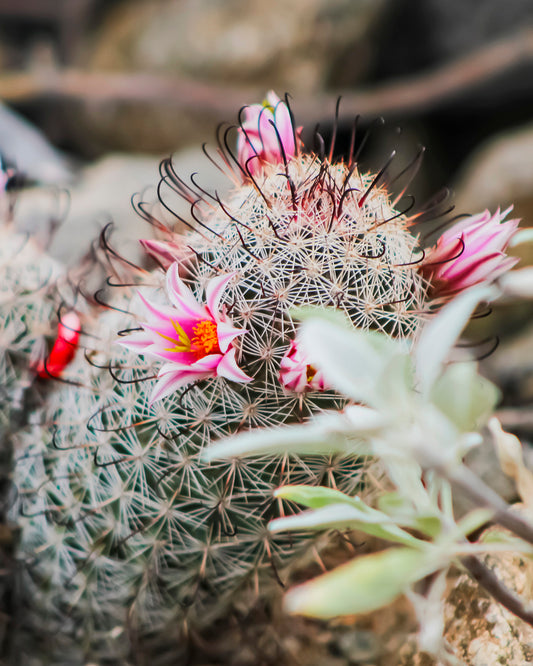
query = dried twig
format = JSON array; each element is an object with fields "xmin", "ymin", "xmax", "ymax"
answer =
[
  {"xmin": 495, "ymin": 408, "xmax": 533, "ymax": 431},
  {"xmin": 0, "ymin": 29, "xmax": 532, "ymax": 122}
]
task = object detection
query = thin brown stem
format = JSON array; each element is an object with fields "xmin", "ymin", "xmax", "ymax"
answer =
[
  {"xmin": 447, "ymin": 465, "xmax": 533, "ymax": 546},
  {"xmin": 461, "ymin": 554, "xmax": 533, "ymax": 627},
  {"xmin": 0, "ymin": 29, "xmax": 531, "ymax": 122}
]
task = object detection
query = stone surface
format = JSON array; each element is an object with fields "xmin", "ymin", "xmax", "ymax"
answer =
[
  {"xmin": 90, "ymin": 0, "xmax": 385, "ymax": 93},
  {"xmin": 0, "ymin": 102, "xmax": 73, "ymax": 185},
  {"xmin": 61, "ymin": 0, "xmax": 387, "ymax": 154},
  {"xmin": 13, "ymin": 145, "xmax": 229, "ymax": 266},
  {"xmin": 444, "ymin": 539, "xmax": 533, "ymax": 665}
]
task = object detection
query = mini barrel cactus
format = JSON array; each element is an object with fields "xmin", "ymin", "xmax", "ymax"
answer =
[
  {"xmin": 0, "ymin": 190, "xmax": 78, "ymax": 660},
  {"xmin": 0, "ymin": 224, "xmax": 61, "ymax": 435},
  {"xmin": 11, "ymin": 94, "xmax": 450, "ymax": 664}
]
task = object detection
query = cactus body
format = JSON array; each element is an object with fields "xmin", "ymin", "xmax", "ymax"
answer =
[{"xmin": 11, "ymin": 112, "xmax": 432, "ymax": 663}]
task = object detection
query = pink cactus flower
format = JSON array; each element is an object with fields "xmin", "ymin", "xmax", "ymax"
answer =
[
  {"xmin": 279, "ymin": 339, "xmax": 326, "ymax": 393},
  {"xmin": 36, "ymin": 311, "xmax": 81, "ymax": 378},
  {"xmin": 421, "ymin": 207, "xmax": 520, "ymax": 296},
  {"xmin": 120, "ymin": 264, "xmax": 251, "ymax": 403},
  {"xmin": 237, "ymin": 91, "xmax": 297, "ymax": 176}
]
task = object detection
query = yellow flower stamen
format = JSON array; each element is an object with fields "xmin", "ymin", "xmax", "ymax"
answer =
[
  {"xmin": 157, "ymin": 319, "xmax": 192, "ymax": 353},
  {"xmin": 191, "ymin": 320, "xmax": 220, "ymax": 357},
  {"xmin": 306, "ymin": 364, "xmax": 317, "ymax": 384}
]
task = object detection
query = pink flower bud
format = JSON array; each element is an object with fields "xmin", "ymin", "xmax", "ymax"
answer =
[
  {"xmin": 237, "ymin": 91, "xmax": 297, "ymax": 176},
  {"xmin": 279, "ymin": 339, "xmax": 326, "ymax": 393},
  {"xmin": 140, "ymin": 238, "xmax": 189, "ymax": 270},
  {"xmin": 421, "ymin": 207, "xmax": 520, "ymax": 296}
]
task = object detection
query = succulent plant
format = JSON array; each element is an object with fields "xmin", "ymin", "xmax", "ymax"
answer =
[
  {"xmin": 0, "ymin": 204, "xmax": 78, "ymax": 661},
  {"xmin": 10, "ymin": 94, "xmax": 447, "ymax": 664}
]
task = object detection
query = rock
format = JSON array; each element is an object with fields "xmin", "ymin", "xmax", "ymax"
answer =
[
  {"xmin": 66, "ymin": 0, "xmax": 387, "ymax": 154},
  {"xmin": 90, "ymin": 0, "xmax": 386, "ymax": 93},
  {"xmin": 13, "ymin": 145, "xmax": 229, "ymax": 266},
  {"xmin": 0, "ymin": 103, "xmax": 73, "ymax": 184},
  {"xmin": 444, "ymin": 535, "xmax": 533, "ymax": 664}
]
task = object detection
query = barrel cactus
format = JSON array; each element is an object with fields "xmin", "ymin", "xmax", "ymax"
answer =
[
  {"xmin": 11, "ymin": 93, "xmax": 444, "ymax": 664},
  {"xmin": 0, "ymin": 176, "xmax": 81, "ymax": 661}
]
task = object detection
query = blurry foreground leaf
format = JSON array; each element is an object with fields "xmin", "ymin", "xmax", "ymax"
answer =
[
  {"xmin": 498, "ymin": 267, "xmax": 533, "ymax": 299},
  {"xmin": 415, "ymin": 286, "xmax": 491, "ymax": 393},
  {"xmin": 284, "ymin": 547, "xmax": 437, "ymax": 618},
  {"xmin": 299, "ymin": 316, "xmax": 402, "ymax": 407},
  {"xmin": 203, "ymin": 407, "xmax": 382, "ymax": 461},
  {"xmin": 455, "ymin": 508, "xmax": 494, "ymax": 538},
  {"xmin": 270, "ymin": 501, "xmax": 422, "ymax": 547},
  {"xmin": 274, "ymin": 484, "xmax": 361, "ymax": 509},
  {"xmin": 490, "ymin": 417, "xmax": 533, "ymax": 508},
  {"xmin": 509, "ymin": 229, "xmax": 533, "ymax": 247},
  {"xmin": 430, "ymin": 363, "xmax": 500, "ymax": 432}
]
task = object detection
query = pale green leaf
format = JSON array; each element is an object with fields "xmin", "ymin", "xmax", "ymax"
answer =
[
  {"xmin": 270, "ymin": 503, "xmax": 422, "ymax": 547},
  {"xmin": 284, "ymin": 548, "xmax": 436, "ymax": 618},
  {"xmin": 430, "ymin": 362, "xmax": 500, "ymax": 432},
  {"xmin": 415, "ymin": 286, "xmax": 492, "ymax": 394},
  {"xmin": 480, "ymin": 529, "xmax": 533, "ymax": 553},
  {"xmin": 411, "ymin": 516, "xmax": 443, "ymax": 538},
  {"xmin": 273, "ymin": 484, "xmax": 362, "ymax": 509},
  {"xmin": 509, "ymin": 229, "xmax": 533, "ymax": 247},
  {"xmin": 202, "ymin": 408, "xmax": 382, "ymax": 461},
  {"xmin": 455, "ymin": 508, "xmax": 493, "ymax": 537},
  {"xmin": 378, "ymin": 354, "xmax": 414, "ymax": 412},
  {"xmin": 290, "ymin": 305, "xmax": 352, "ymax": 328},
  {"xmin": 298, "ymin": 318, "xmax": 396, "ymax": 406},
  {"xmin": 498, "ymin": 268, "xmax": 533, "ymax": 299},
  {"xmin": 377, "ymin": 492, "xmax": 443, "ymax": 538}
]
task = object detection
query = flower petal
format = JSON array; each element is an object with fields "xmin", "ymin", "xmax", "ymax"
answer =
[
  {"xmin": 166, "ymin": 263, "xmax": 208, "ymax": 319},
  {"xmin": 421, "ymin": 207, "xmax": 520, "ymax": 296},
  {"xmin": 205, "ymin": 271, "xmax": 237, "ymax": 317},
  {"xmin": 216, "ymin": 348, "xmax": 252, "ymax": 383},
  {"xmin": 116, "ymin": 331, "xmax": 151, "ymax": 352},
  {"xmin": 216, "ymin": 320, "xmax": 247, "ymax": 353}
]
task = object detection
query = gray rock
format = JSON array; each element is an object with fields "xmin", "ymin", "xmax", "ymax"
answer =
[
  {"xmin": 75, "ymin": 0, "xmax": 386, "ymax": 153},
  {"xmin": 0, "ymin": 103, "xmax": 73, "ymax": 184},
  {"xmin": 14, "ymin": 146, "xmax": 229, "ymax": 266},
  {"xmin": 91, "ymin": 0, "xmax": 386, "ymax": 92}
]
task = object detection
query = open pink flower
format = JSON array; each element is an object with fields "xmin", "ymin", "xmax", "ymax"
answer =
[
  {"xmin": 279, "ymin": 339, "xmax": 326, "ymax": 393},
  {"xmin": 120, "ymin": 264, "xmax": 251, "ymax": 403},
  {"xmin": 420, "ymin": 207, "xmax": 519, "ymax": 296},
  {"xmin": 35, "ymin": 311, "xmax": 81, "ymax": 378},
  {"xmin": 237, "ymin": 91, "xmax": 296, "ymax": 176}
]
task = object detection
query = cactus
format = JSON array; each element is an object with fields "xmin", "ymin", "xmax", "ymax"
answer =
[
  {"xmin": 0, "ymin": 230, "xmax": 62, "ymax": 427},
  {"xmin": 10, "ymin": 96, "xmax": 436, "ymax": 663},
  {"xmin": 0, "ymin": 203, "xmax": 74, "ymax": 661}
]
